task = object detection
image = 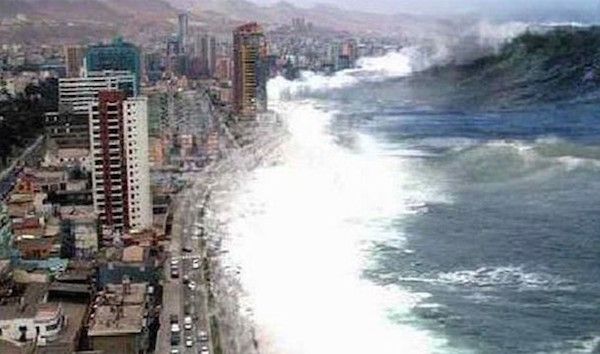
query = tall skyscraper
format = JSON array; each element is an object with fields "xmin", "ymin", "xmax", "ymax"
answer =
[
  {"xmin": 195, "ymin": 34, "xmax": 216, "ymax": 78},
  {"xmin": 233, "ymin": 23, "xmax": 268, "ymax": 117},
  {"xmin": 178, "ymin": 13, "xmax": 189, "ymax": 53},
  {"xmin": 89, "ymin": 91, "xmax": 151, "ymax": 234},
  {"xmin": 64, "ymin": 45, "xmax": 85, "ymax": 78},
  {"xmin": 85, "ymin": 38, "xmax": 141, "ymax": 94}
]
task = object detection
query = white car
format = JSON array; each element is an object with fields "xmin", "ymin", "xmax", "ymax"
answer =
[
  {"xmin": 185, "ymin": 336, "xmax": 193, "ymax": 347},
  {"xmin": 170, "ymin": 349, "xmax": 179, "ymax": 354},
  {"xmin": 171, "ymin": 323, "xmax": 180, "ymax": 333},
  {"xmin": 200, "ymin": 345, "xmax": 209, "ymax": 354},
  {"xmin": 184, "ymin": 316, "xmax": 193, "ymax": 330},
  {"xmin": 188, "ymin": 281, "xmax": 197, "ymax": 291},
  {"xmin": 192, "ymin": 259, "xmax": 200, "ymax": 269},
  {"xmin": 198, "ymin": 330, "xmax": 208, "ymax": 342},
  {"xmin": 170, "ymin": 259, "xmax": 178, "ymax": 266}
]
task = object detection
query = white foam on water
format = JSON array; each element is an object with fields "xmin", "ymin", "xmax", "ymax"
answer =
[
  {"xmin": 218, "ymin": 49, "xmax": 477, "ymax": 354},
  {"xmin": 223, "ymin": 99, "xmax": 449, "ymax": 354}
]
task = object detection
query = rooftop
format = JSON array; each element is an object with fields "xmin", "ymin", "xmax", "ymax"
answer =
[
  {"xmin": 103, "ymin": 282, "xmax": 147, "ymax": 305},
  {"xmin": 59, "ymin": 205, "xmax": 97, "ymax": 222},
  {"xmin": 122, "ymin": 245, "xmax": 145, "ymax": 263},
  {"xmin": 37, "ymin": 301, "xmax": 87, "ymax": 354},
  {"xmin": 88, "ymin": 304, "xmax": 145, "ymax": 336},
  {"xmin": 56, "ymin": 148, "xmax": 89, "ymax": 159},
  {"xmin": 0, "ymin": 282, "xmax": 48, "ymax": 320}
]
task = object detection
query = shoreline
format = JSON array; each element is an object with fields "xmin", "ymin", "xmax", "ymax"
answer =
[{"xmin": 163, "ymin": 112, "xmax": 286, "ymax": 354}]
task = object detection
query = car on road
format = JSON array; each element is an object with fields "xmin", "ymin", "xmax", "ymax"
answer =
[
  {"xmin": 170, "ymin": 268, "xmax": 179, "ymax": 279},
  {"xmin": 170, "ymin": 348, "xmax": 179, "ymax": 354},
  {"xmin": 170, "ymin": 258, "xmax": 179, "ymax": 266},
  {"xmin": 198, "ymin": 330, "xmax": 208, "ymax": 342},
  {"xmin": 182, "ymin": 275, "xmax": 190, "ymax": 285},
  {"xmin": 192, "ymin": 258, "xmax": 200, "ymax": 269},
  {"xmin": 185, "ymin": 335, "xmax": 194, "ymax": 348},
  {"xmin": 182, "ymin": 246, "xmax": 193, "ymax": 253},
  {"xmin": 200, "ymin": 344, "xmax": 209, "ymax": 354},
  {"xmin": 170, "ymin": 332, "xmax": 180, "ymax": 346},
  {"xmin": 170, "ymin": 314, "xmax": 180, "ymax": 333},
  {"xmin": 188, "ymin": 281, "xmax": 197, "ymax": 291},
  {"xmin": 171, "ymin": 323, "xmax": 181, "ymax": 333},
  {"xmin": 184, "ymin": 316, "xmax": 193, "ymax": 330},
  {"xmin": 184, "ymin": 303, "xmax": 193, "ymax": 316}
]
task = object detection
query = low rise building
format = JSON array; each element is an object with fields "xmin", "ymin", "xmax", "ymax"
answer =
[
  {"xmin": 0, "ymin": 283, "xmax": 65, "ymax": 345},
  {"xmin": 44, "ymin": 111, "xmax": 90, "ymax": 149},
  {"xmin": 59, "ymin": 206, "xmax": 98, "ymax": 260},
  {"xmin": 42, "ymin": 148, "xmax": 91, "ymax": 172},
  {"xmin": 87, "ymin": 279, "xmax": 150, "ymax": 354}
]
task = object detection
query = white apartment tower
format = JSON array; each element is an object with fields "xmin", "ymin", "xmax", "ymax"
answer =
[
  {"xmin": 59, "ymin": 70, "xmax": 136, "ymax": 112},
  {"xmin": 89, "ymin": 90, "xmax": 151, "ymax": 234}
]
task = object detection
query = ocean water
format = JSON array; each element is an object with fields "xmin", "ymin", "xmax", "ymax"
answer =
[{"xmin": 222, "ymin": 46, "xmax": 600, "ymax": 354}]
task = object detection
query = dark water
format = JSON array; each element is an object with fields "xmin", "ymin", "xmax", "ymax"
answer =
[{"xmin": 320, "ymin": 79, "xmax": 600, "ymax": 353}]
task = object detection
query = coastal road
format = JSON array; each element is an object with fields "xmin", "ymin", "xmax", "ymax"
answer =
[
  {"xmin": 156, "ymin": 174, "xmax": 216, "ymax": 354},
  {"xmin": 157, "ymin": 116, "xmax": 285, "ymax": 354}
]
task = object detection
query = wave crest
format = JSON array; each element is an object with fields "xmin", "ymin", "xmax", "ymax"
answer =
[{"xmin": 438, "ymin": 266, "xmax": 574, "ymax": 291}]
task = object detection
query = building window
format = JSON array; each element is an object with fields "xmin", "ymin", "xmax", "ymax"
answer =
[{"xmin": 46, "ymin": 321, "xmax": 60, "ymax": 331}]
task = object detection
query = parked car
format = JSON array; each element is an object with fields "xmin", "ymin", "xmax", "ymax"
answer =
[{"xmin": 188, "ymin": 281, "xmax": 197, "ymax": 291}]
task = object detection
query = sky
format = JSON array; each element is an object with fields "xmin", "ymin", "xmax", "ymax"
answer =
[{"xmin": 254, "ymin": 0, "xmax": 599, "ymax": 20}]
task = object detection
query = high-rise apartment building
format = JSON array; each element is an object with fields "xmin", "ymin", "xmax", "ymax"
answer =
[
  {"xmin": 59, "ymin": 71, "xmax": 136, "ymax": 112},
  {"xmin": 199, "ymin": 35, "xmax": 216, "ymax": 77},
  {"xmin": 215, "ymin": 56, "xmax": 233, "ymax": 82},
  {"xmin": 178, "ymin": 13, "xmax": 189, "ymax": 53},
  {"xmin": 64, "ymin": 45, "xmax": 85, "ymax": 78},
  {"xmin": 85, "ymin": 38, "xmax": 141, "ymax": 94},
  {"xmin": 233, "ymin": 23, "xmax": 268, "ymax": 117},
  {"xmin": 89, "ymin": 91, "xmax": 151, "ymax": 234}
]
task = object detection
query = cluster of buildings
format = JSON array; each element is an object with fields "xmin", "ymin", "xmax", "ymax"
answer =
[
  {"xmin": 0, "ymin": 37, "xmax": 170, "ymax": 354},
  {"xmin": 0, "ymin": 12, "xmax": 275, "ymax": 352},
  {"xmin": 0, "ymin": 11, "xmax": 403, "ymax": 352}
]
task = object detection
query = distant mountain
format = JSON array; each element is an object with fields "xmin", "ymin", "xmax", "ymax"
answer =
[
  {"xmin": 0, "ymin": 0, "xmax": 455, "ymax": 44},
  {"xmin": 0, "ymin": 0, "xmax": 178, "ymax": 43},
  {"xmin": 0, "ymin": 0, "xmax": 176, "ymax": 22},
  {"xmin": 171, "ymin": 0, "xmax": 449, "ymax": 36}
]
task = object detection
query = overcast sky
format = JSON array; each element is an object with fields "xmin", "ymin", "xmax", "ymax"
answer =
[{"xmin": 254, "ymin": 0, "xmax": 599, "ymax": 20}]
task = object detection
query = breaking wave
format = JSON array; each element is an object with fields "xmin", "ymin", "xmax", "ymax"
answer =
[
  {"xmin": 268, "ymin": 49, "xmax": 417, "ymax": 100},
  {"xmin": 398, "ymin": 266, "xmax": 575, "ymax": 292},
  {"xmin": 441, "ymin": 137, "xmax": 600, "ymax": 183},
  {"xmin": 437, "ymin": 266, "xmax": 574, "ymax": 291},
  {"xmin": 413, "ymin": 25, "xmax": 600, "ymax": 108}
]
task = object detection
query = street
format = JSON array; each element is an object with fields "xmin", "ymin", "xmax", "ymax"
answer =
[
  {"xmin": 156, "ymin": 188, "xmax": 213, "ymax": 354},
  {"xmin": 156, "ymin": 116, "xmax": 284, "ymax": 354}
]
